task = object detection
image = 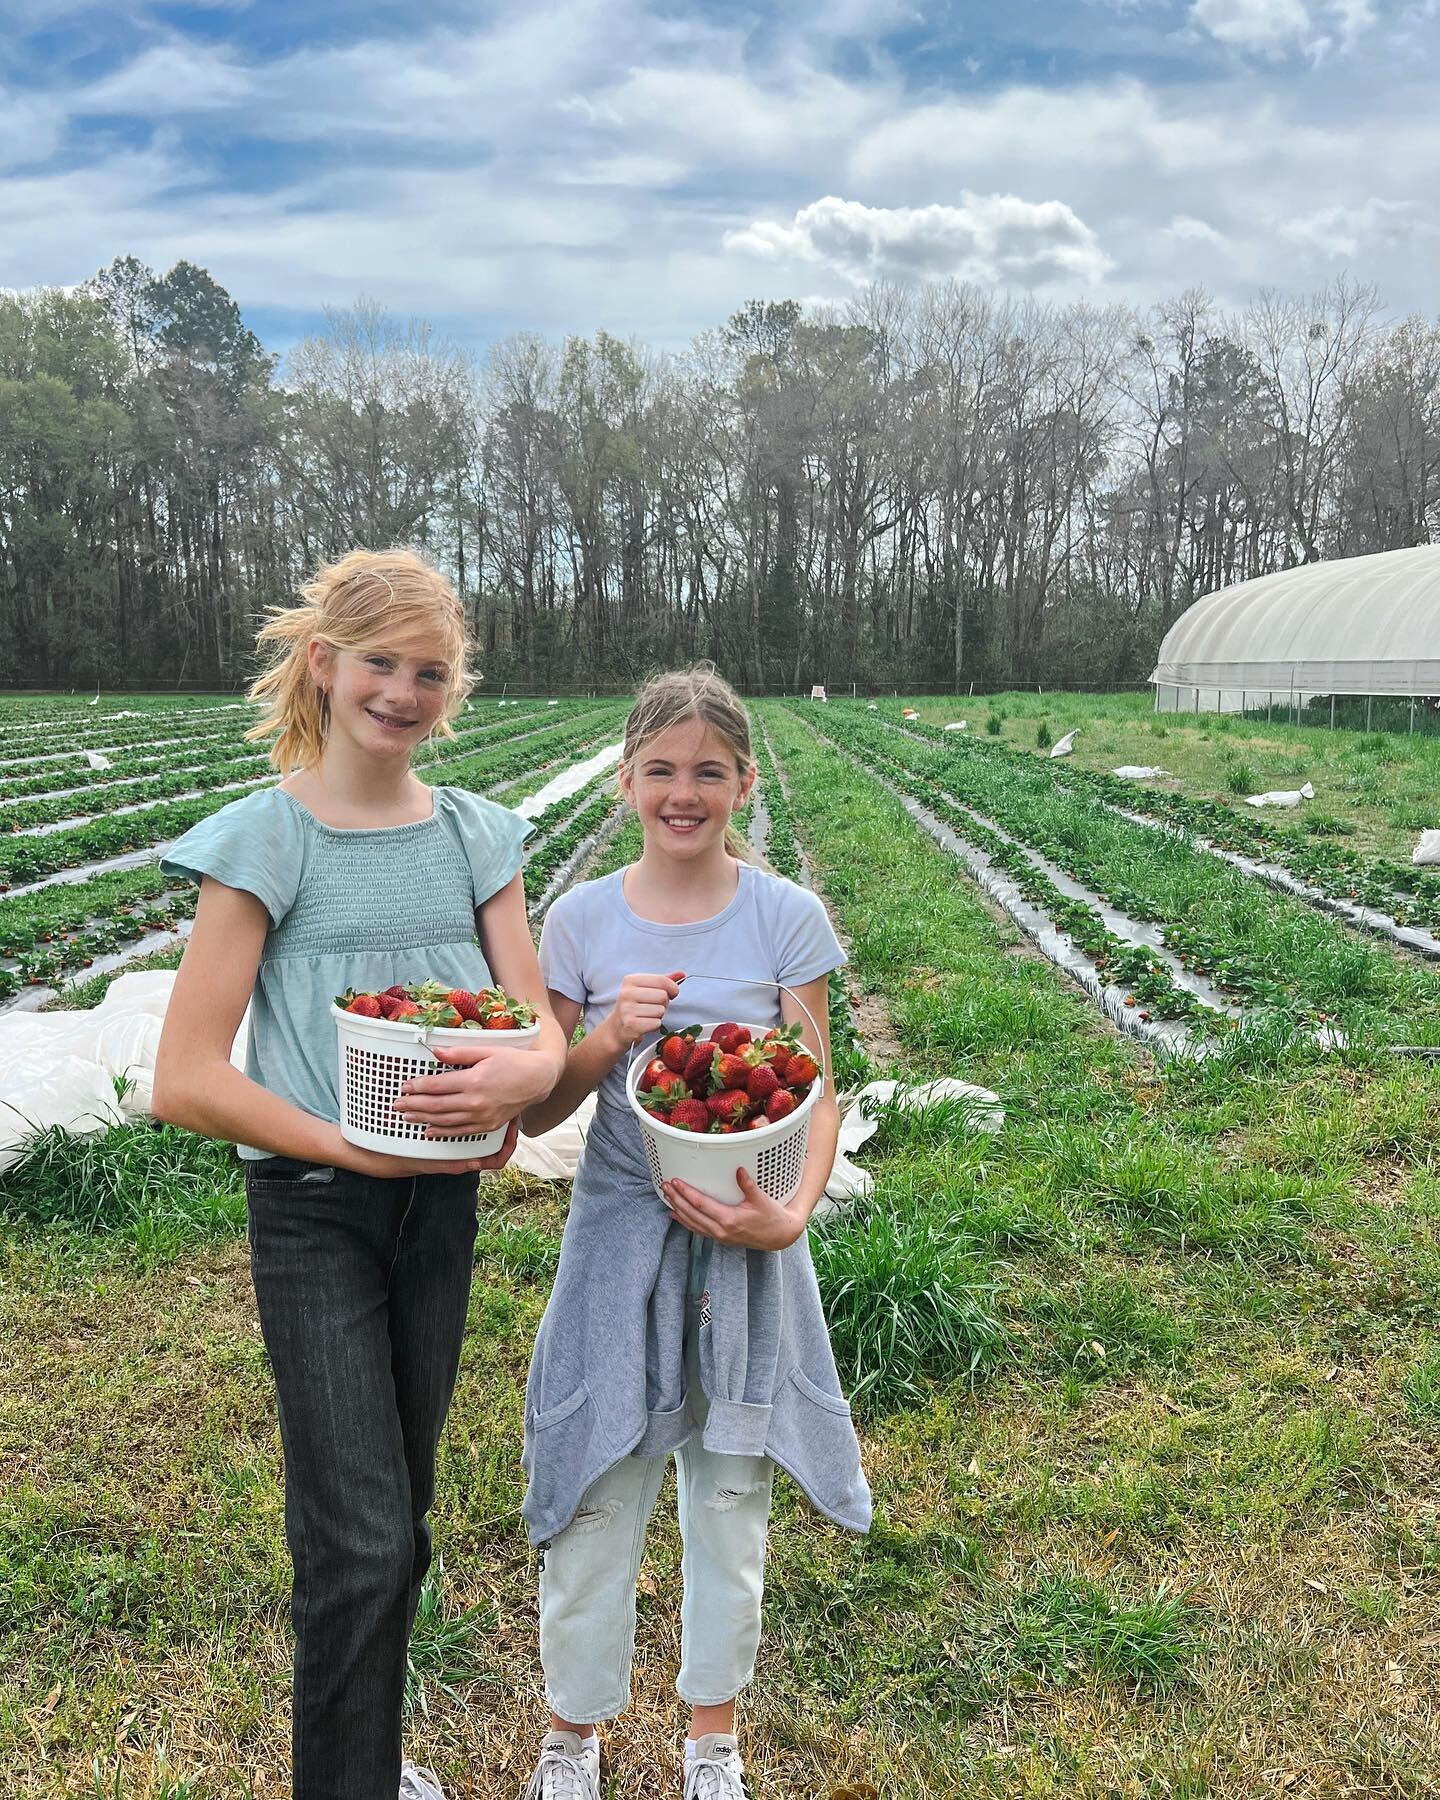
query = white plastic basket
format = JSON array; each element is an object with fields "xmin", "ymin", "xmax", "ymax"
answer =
[
  {"xmin": 332, "ymin": 1002, "xmax": 540, "ymax": 1159},
  {"xmin": 624, "ymin": 983, "xmax": 825, "ymax": 1207}
]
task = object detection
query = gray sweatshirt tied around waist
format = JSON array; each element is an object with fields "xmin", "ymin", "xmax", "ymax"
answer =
[{"xmin": 521, "ymin": 1106, "xmax": 873, "ymax": 1545}]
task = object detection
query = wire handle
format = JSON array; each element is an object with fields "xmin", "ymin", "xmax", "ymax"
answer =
[{"xmin": 626, "ymin": 973, "xmax": 828, "ymax": 1088}]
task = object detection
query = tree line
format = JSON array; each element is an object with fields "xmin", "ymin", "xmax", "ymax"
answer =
[{"xmin": 1, "ymin": 257, "xmax": 1435, "ymax": 691}]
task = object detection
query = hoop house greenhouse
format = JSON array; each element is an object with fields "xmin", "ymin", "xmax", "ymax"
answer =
[{"xmin": 1151, "ymin": 544, "xmax": 1440, "ymax": 728}]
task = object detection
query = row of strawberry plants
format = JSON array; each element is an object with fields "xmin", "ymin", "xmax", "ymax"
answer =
[
  {"xmin": 0, "ymin": 703, "xmax": 585, "ymax": 826},
  {"xmin": 0, "ymin": 734, "xmax": 616, "ymax": 995},
  {"xmin": 0, "ymin": 727, "xmax": 624, "ymax": 992},
  {"xmin": 0, "ymin": 701, "xmax": 571, "ymax": 805},
  {"xmin": 524, "ymin": 790, "xmax": 621, "ymax": 906},
  {"xmin": 0, "ymin": 700, "xmax": 247, "ymax": 742},
  {"xmin": 0, "ymin": 711, "xmax": 619, "ymax": 889},
  {"xmin": 751, "ymin": 724, "xmax": 803, "ymax": 882},
  {"xmin": 902, "ymin": 716, "xmax": 1440, "ymax": 930},
  {"xmin": 794, "ymin": 709, "xmax": 1219, "ymax": 1030},
  {"xmin": 838, "ymin": 710, "xmax": 1440, "ymax": 1035}
]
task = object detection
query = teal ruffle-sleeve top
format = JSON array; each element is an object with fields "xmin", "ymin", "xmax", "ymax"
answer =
[{"xmin": 160, "ymin": 785, "xmax": 532, "ymax": 1158}]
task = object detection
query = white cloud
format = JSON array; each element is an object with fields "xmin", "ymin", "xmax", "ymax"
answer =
[
  {"xmin": 726, "ymin": 194, "xmax": 1112, "ymax": 288},
  {"xmin": 1165, "ymin": 214, "xmax": 1228, "ymax": 245},
  {"xmin": 851, "ymin": 80, "xmax": 1285, "ymax": 182},
  {"xmin": 1188, "ymin": 0, "xmax": 1377, "ymax": 56},
  {"xmin": 1279, "ymin": 197, "xmax": 1429, "ymax": 257}
]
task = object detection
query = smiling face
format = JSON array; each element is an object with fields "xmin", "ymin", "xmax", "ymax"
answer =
[
  {"xmin": 620, "ymin": 718, "xmax": 754, "ymax": 860},
  {"xmin": 310, "ymin": 636, "xmax": 453, "ymax": 761}
]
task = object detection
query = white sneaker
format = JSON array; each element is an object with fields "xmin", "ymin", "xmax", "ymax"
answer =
[
  {"xmin": 400, "ymin": 1765, "xmax": 447, "ymax": 1800},
  {"xmin": 684, "ymin": 1734, "xmax": 749, "ymax": 1800},
  {"xmin": 521, "ymin": 1730, "xmax": 602, "ymax": 1800}
]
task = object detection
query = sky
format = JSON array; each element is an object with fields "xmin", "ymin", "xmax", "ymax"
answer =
[{"xmin": 1, "ymin": 0, "xmax": 1437, "ymax": 357}]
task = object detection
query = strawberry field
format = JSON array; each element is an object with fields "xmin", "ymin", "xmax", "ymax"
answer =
[{"xmin": 3, "ymin": 693, "xmax": 1440, "ymax": 1798}]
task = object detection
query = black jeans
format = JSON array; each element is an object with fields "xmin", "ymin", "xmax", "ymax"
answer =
[{"xmin": 245, "ymin": 1157, "xmax": 481, "ymax": 1800}]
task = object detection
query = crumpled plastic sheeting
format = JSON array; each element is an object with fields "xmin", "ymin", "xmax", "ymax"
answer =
[
  {"xmin": 1413, "ymin": 830, "xmax": 1440, "ymax": 867},
  {"xmin": 1245, "ymin": 782, "xmax": 1315, "ymax": 808},
  {"xmin": 0, "ymin": 972, "xmax": 250, "ymax": 1173},
  {"xmin": 1112, "ymin": 766, "xmax": 1168, "ymax": 780},
  {"xmin": 1050, "ymin": 729, "xmax": 1079, "ymax": 758}
]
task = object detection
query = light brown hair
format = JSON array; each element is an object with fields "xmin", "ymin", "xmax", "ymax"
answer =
[
  {"xmin": 245, "ymin": 549, "xmax": 474, "ymax": 772},
  {"xmin": 622, "ymin": 663, "xmax": 756, "ymax": 861}
]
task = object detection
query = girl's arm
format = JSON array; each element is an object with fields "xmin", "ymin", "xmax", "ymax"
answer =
[
  {"xmin": 520, "ymin": 971, "xmax": 683, "ymax": 1137},
  {"xmin": 153, "ymin": 878, "xmax": 505, "ymax": 1176},
  {"xmin": 391, "ymin": 872, "xmax": 569, "ymax": 1136},
  {"xmin": 661, "ymin": 972, "xmax": 840, "ymax": 1252}
]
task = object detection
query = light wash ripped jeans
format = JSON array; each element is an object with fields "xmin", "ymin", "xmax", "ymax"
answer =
[{"xmin": 537, "ymin": 1239, "xmax": 776, "ymax": 1724}]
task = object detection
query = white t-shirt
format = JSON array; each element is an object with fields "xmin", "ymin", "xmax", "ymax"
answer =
[{"xmin": 538, "ymin": 863, "xmax": 847, "ymax": 1118}]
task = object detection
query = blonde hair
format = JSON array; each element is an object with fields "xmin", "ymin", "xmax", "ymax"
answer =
[
  {"xmin": 245, "ymin": 549, "xmax": 474, "ymax": 771},
  {"xmin": 622, "ymin": 663, "xmax": 756, "ymax": 862}
]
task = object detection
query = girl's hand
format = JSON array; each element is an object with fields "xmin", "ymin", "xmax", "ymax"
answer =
[
  {"xmin": 331, "ymin": 1120, "xmax": 519, "ymax": 1178},
  {"xmin": 661, "ymin": 1170, "xmax": 807, "ymax": 1251},
  {"xmin": 394, "ymin": 1042, "xmax": 560, "ymax": 1137},
  {"xmin": 603, "ymin": 970, "xmax": 686, "ymax": 1050}
]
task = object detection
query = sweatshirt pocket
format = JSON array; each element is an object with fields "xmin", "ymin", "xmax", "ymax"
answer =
[
  {"xmin": 788, "ymin": 1366, "xmax": 853, "ymax": 1417},
  {"xmin": 530, "ymin": 1383, "xmax": 591, "ymax": 1432}
]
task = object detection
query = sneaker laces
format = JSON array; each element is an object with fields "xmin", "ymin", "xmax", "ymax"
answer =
[
  {"xmin": 521, "ymin": 1740, "xmax": 598, "ymax": 1800},
  {"xmin": 685, "ymin": 1745, "xmax": 748, "ymax": 1800}
]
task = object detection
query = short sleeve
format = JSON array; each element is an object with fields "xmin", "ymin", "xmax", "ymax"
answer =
[
  {"xmin": 436, "ymin": 788, "xmax": 532, "ymax": 909},
  {"xmin": 159, "ymin": 788, "xmax": 305, "ymax": 927},
  {"xmin": 770, "ymin": 879, "xmax": 847, "ymax": 988},
  {"xmin": 538, "ymin": 889, "xmax": 587, "ymax": 1004}
]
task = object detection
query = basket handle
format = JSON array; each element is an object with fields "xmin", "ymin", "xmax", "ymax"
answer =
[{"xmin": 627, "ymin": 974, "xmax": 829, "ymax": 1089}]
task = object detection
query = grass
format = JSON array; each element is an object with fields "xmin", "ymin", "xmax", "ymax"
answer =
[{"xmin": 917, "ymin": 688, "xmax": 1440, "ymax": 866}]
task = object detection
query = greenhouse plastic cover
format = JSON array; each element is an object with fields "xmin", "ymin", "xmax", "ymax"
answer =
[{"xmin": 1152, "ymin": 544, "xmax": 1440, "ymax": 697}]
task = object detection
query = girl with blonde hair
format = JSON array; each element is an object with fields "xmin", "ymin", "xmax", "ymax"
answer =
[
  {"xmin": 517, "ymin": 664, "xmax": 870, "ymax": 1800},
  {"xmin": 154, "ymin": 548, "xmax": 566, "ymax": 1800}
]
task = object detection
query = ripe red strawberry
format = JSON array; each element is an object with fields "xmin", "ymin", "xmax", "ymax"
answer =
[
  {"xmin": 711, "ymin": 1049, "xmax": 752, "ymax": 1091},
  {"xmin": 683, "ymin": 1041, "xmax": 717, "ymax": 1087},
  {"xmin": 706, "ymin": 1088, "xmax": 751, "ymax": 1125},
  {"xmin": 765, "ymin": 1088, "xmax": 798, "ymax": 1122},
  {"xmin": 712, "ymin": 1122, "xmax": 738, "ymax": 1134},
  {"xmin": 641, "ymin": 1056, "xmax": 670, "ymax": 1089},
  {"xmin": 667, "ymin": 1098, "xmax": 711, "ymax": 1132},
  {"xmin": 785, "ymin": 1051, "xmax": 819, "ymax": 1087},
  {"xmin": 486, "ymin": 1011, "xmax": 518, "ymax": 1029},
  {"xmin": 765, "ymin": 1041, "xmax": 793, "ymax": 1075},
  {"xmin": 746, "ymin": 1064, "xmax": 781, "ymax": 1105},
  {"xmin": 641, "ymin": 1070, "xmax": 689, "ymax": 1105},
  {"xmin": 447, "ymin": 989, "xmax": 482, "ymax": 1022},
  {"xmin": 745, "ymin": 1114, "xmax": 771, "ymax": 1130},
  {"xmin": 711, "ymin": 1022, "xmax": 751, "ymax": 1053},
  {"xmin": 661, "ymin": 1030, "xmax": 696, "ymax": 1073},
  {"xmin": 383, "ymin": 985, "xmax": 410, "ymax": 1001},
  {"xmin": 347, "ymin": 993, "xmax": 383, "ymax": 1017},
  {"xmin": 377, "ymin": 993, "xmax": 405, "ymax": 1018},
  {"xmin": 390, "ymin": 1001, "xmax": 423, "ymax": 1022}
]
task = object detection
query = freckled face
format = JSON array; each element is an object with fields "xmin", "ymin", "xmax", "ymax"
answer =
[
  {"xmin": 621, "ymin": 721, "xmax": 753, "ymax": 858},
  {"xmin": 315, "ymin": 639, "xmax": 453, "ymax": 757}
]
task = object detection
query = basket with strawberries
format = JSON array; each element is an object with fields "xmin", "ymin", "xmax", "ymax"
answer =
[
  {"xmin": 624, "ymin": 1017, "xmax": 825, "ymax": 1207},
  {"xmin": 634, "ymin": 1021, "xmax": 819, "ymax": 1134},
  {"xmin": 330, "ymin": 979, "xmax": 541, "ymax": 1158}
]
